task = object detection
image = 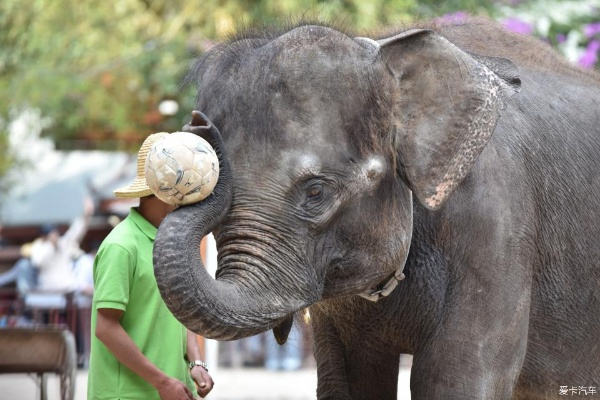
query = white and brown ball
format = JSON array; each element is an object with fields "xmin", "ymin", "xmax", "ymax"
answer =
[{"xmin": 145, "ymin": 132, "xmax": 219, "ymax": 206}]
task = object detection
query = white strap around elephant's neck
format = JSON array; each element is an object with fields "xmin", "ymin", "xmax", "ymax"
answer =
[{"xmin": 358, "ymin": 269, "xmax": 406, "ymax": 302}]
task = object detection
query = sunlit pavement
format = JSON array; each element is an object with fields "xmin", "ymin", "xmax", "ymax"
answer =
[{"xmin": 0, "ymin": 360, "xmax": 411, "ymax": 399}]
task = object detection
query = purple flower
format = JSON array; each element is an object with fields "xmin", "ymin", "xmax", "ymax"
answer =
[
  {"xmin": 435, "ymin": 12, "xmax": 469, "ymax": 25},
  {"xmin": 583, "ymin": 22, "xmax": 600, "ymax": 39},
  {"xmin": 503, "ymin": 17, "xmax": 533, "ymax": 35},
  {"xmin": 556, "ymin": 33, "xmax": 566, "ymax": 43},
  {"xmin": 579, "ymin": 40, "xmax": 600, "ymax": 69}
]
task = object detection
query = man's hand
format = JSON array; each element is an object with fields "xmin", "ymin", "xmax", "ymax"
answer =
[
  {"xmin": 156, "ymin": 376, "xmax": 195, "ymax": 400},
  {"xmin": 83, "ymin": 196, "xmax": 95, "ymax": 217},
  {"xmin": 191, "ymin": 365, "xmax": 214, "ymax": 398}
]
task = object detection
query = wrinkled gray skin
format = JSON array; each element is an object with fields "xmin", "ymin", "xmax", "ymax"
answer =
[{"xmin": 154, "ymin": 17, "xmax": 600, "ymax": 399}]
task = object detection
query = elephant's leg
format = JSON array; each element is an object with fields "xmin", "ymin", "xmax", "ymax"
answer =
[
  {"xmin": 312, "ymin": 308, "xmax": 351, "ymax": 399},
  {"xmin": 345, "ymin": 345, "xmax": 401, "ymax": 400},
  {"xmin": 411, "ymin": 337, "xmax": 526, "ymax": 399},
  {"xmin": 312, "ymin": 306, "xmax": 401, "ymax": 400},
  {"xmin": 409, "ymin": 283, "xmax": 531, "ymax": 399}
]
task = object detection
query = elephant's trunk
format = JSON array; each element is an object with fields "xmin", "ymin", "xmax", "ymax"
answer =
[{"xmin": 153, "ymin": 111, "xmax": 306, "ymax": 340}]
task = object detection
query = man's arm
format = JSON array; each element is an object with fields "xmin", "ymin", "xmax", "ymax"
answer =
[
  {"xmin": 95, "ymin": 307, "xmax": 194, "ymax": 400},
  {"xmin": 62, "ymin": 196, "xmax": 95, "ymax": 246},
  {"xmin": 186, "ymin": 330, "xmax": 214, "ymax": 398}
]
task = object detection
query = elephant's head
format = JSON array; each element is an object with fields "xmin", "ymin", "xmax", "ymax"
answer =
[{"xmin": 154, "ymin": 25, "xmax": 520, "ymax": 341}]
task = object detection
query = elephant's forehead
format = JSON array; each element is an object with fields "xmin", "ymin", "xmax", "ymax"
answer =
[
  {"xmin": 282, "ymin": 151, "xmax": 321, "ymax": 177},
  {"xmin": 226, "ymin": 94, "xmax": 353, "ymax": 169},
  {"xmin": 227, "ymin": 148, "xmax": 324, "ymax": 194},
  {"xmin": 229, "ymin": 145, "xmax": 336, "ymax": 181}
]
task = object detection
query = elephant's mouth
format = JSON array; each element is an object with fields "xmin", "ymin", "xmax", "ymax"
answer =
[
  {"xmin": 271, "ymin": 267, "xmax": 406, "ymax": 344},
  {"xmin": 322, "ymin": 257, "xmax": 405, "ymax": 301},
  {"xmin": 272, "ymin": 315, "xmax": 295, "ymax": 345}
]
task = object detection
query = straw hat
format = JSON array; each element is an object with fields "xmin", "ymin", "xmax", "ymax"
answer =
[{"xmin": 114, "ymin": 132, "xmax": 170, "ymax": 198}]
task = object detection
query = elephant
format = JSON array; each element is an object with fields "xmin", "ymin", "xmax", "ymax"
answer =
[{"xmin": 153, "ymin": 16, "xmax": 600, "ymax": 399}]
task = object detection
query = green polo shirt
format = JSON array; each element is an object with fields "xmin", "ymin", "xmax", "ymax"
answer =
[{"xmin": 88, "ymin": 207, "xmax": 195, "ymax": 400}]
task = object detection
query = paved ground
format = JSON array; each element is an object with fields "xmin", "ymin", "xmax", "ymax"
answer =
[{"xmin": 0, "ymin": 359, "xmax": 412, "ymax": 399}]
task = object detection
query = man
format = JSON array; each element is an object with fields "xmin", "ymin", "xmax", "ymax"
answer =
[
  {"xmin": 31, "ymin": 197, "xmax": 94, "ymax": 291},
  {"xmin": 88, "ymin": 132, "xmax": 214, "ymax": 400}
]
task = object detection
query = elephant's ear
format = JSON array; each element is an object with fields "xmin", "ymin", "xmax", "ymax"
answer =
[{"xmin": 378, "ymin": 29, "xmax": 520, "ymax": 210}]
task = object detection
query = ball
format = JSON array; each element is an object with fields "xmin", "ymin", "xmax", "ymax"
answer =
[{"xmin": 145, "ymin": 132, "xmax": 219, "ymax": 206}]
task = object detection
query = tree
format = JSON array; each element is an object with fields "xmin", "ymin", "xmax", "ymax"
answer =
[
  {"xmin": 1, "ymin": 0, "xmax": 202, "ymax": 151},
  {"xmin": 0, "ymin": 0, "xmax": 428, "ymax": 152},
  {"xmin": 1, "ymin": 0, "xmax": 597, "ymax": 180}
]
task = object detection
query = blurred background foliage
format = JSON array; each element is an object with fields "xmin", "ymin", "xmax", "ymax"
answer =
[{"xmin": 0, "ymin": 0, "xmax": 599, "ymax": 191}]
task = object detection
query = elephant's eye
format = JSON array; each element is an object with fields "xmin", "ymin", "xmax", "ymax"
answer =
[
  {"xmin": 298, "ymin": 179, "xmax": 337, "ymax": 225},
  {"xmin": 307, "ymin": 183, "xmax": 323, "ymax": 198}
]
